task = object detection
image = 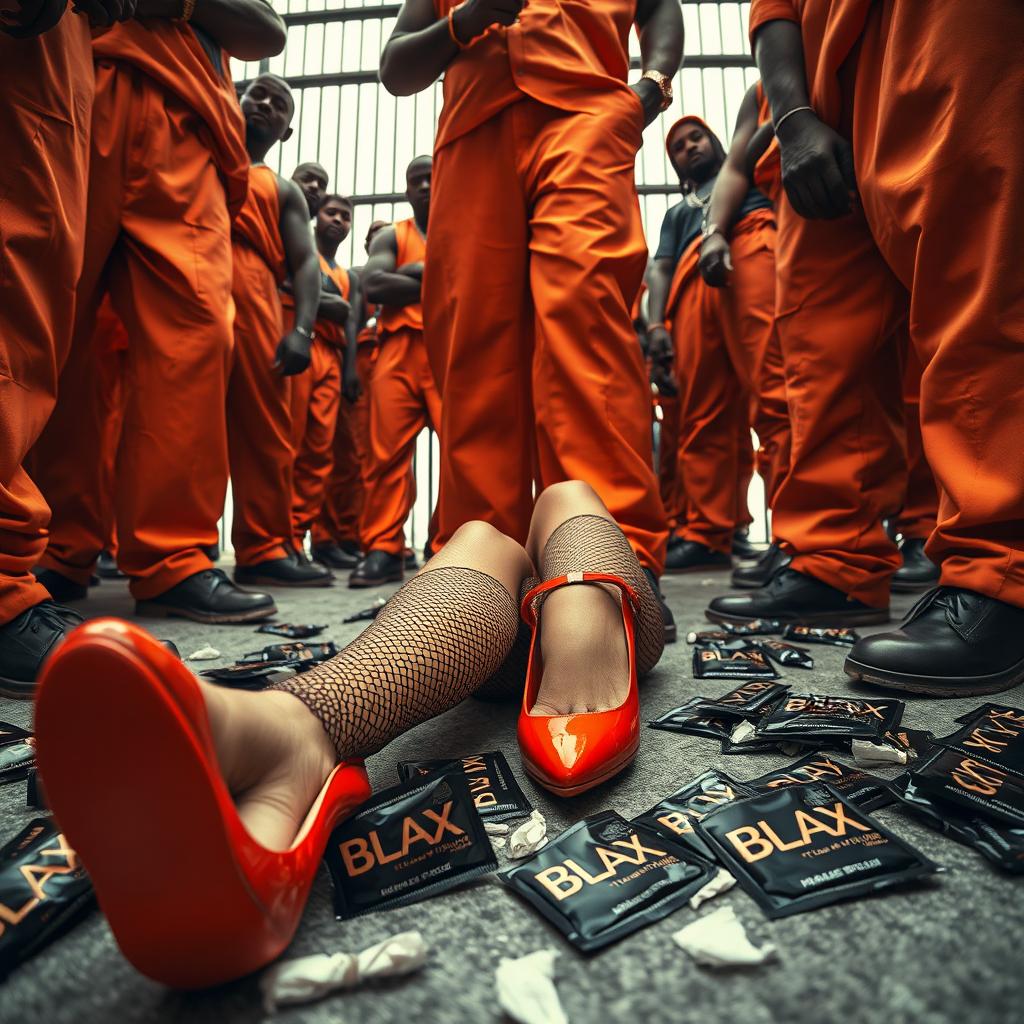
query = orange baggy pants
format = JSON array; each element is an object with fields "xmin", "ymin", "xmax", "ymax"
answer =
[
  {"xmin": 897, "ymin": 344, "xmax": 937, "ymax": 541},
  {"xmin": 672, "ymin": 213, "xmax": 789, "ymax": 553},
  {"xmin": 0, "ymin": 15, "xmax": 93, "ymax": 622},
  {"xmin": 227, "ymin": 244, "xmax": 294, "ymax": 566},
  {"xmin": 360, "ymin": 329, "xmax": 441, "ymax": 556},
  {"xmin": 290, "ymin": 338, "xmax": 341, "ymax": 547},
  {"xmin": 424, "ymin": 98, "xmax": 668, "ymax": 573},
  {"xmin": 657, "ymin": 393, "xmax": 683, "ymax": 532},
  {"xmin": 29, "ymin": 61, "xmax": 233, "ymax": 600}
]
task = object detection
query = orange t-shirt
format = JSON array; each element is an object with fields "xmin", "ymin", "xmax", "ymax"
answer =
[
  {"xmin": 378, "ymin": 218, "xmax": 425, "ymax": 336},
  {"xmin": 432, "ymin": 0, "xmax": 642, "ymax": 151},
  {"xmin": 92, "ymin": 21, "xmax": 248, "ymax": 219},
  {"xmin": 752, "ymin": 80, "xmax": 782, "ymax": 204},
  {"xmin": 231, "ymin": 166, "xmax": 286, "ymax": 284}
]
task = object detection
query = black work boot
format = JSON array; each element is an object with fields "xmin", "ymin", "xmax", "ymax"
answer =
[
  {"xmin": 642, "ymin": 567, "xmax": 677, "ymax": 645},
  {"xmin": 0, "ymin": 602, "xmax": 84, "ymax": 700},
  {"xmin": 33, "ymin": 568, "xmax": 89, "ymax": 603},
  {"xmin": 136, "ymin": 568, "xmax": 276, "ymax": 623},
  {"xmin": 892, "ymin": 537, "xmax": 940, "ymax": 593},
  {"xmin": 665, "ymin": 540, "xmax": 732, "ymax": 574},
  {"xmin": 311, "ymin": 540, "xmax": 362, "ymax": 571},
  {"xmin": 732, "ymin": 529, "xmax": 763, "ymax": 560},
  {"xmin": 403, "ymin": 547, "xmax": 420, "ymax": 571},
  {"xmin": 706, "ymin": 568, "xmax": 890, "ymax": 627},
  {"xmin": 845, "ymin": 587, "xmax": 1024, "ymax": 697},
  {"xmin": 96, "ymin": 550, "xmax": 126, "ymax": 580},
  {"xmin": 349, "ymin": 550, "xmax": 404, "ymax": 588},
  {"xmin": 731, "ymin": 543, "xmax": 792, "ymax": 589},
  {"xmin": 234, "ymin": 553, "xmax": 333, "ymax": 589}
]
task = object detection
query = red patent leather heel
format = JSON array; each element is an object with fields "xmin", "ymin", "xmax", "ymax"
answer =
[
  {"xmin": 34, "ymin": 618, "xmax": 370, "ymax": 989},
  {"xmin": 516, "ymin": 572, "xmax": 641, "ymax": 797}
]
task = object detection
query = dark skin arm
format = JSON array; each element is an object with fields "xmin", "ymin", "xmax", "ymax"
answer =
[
  {"xmin": 644, "ymin": 258, "xmax": 677, "ymax": 396},
  {"xmin": 341, "ymin": 270, "xmax": 363, "ymax": 403},
  {"xmin": 361, "ymin": 226, "xmax": 421, "ymax": 308},
  {"xmin": 753, "ymin": 18, "xmax": 856, "ymax": 220},
  {"xmin": 274, "ymin": 178, "xmax": 321, "ymax": 376},
  {"xmin": 132, "ymin": 0, "xmax": 286, "ymax": 59},
  {"xmin": 3, "ymin": 0, "xmax": 133, "ymax": 37},
  {"xmin": 632, "ymin": 0, "xmax": 685, "ymax": 126}
]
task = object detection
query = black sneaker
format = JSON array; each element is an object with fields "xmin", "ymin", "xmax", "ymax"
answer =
[
  {"xmin": 892, "ymin": 537, "xmax": 940, "ymax": 593},
  {"xmin": 642, "ymin": 567, "xmax": 677, "ymax": 644},
  {"xmin": 730, "ymin": 543, "xmax": 791, "ymax": 589},
  {"xmin": 311, "ymin": 541, "xmax": 361, "ymax": 571},
  {"xmin": 665, "ymin": 541, "xmax": 732, "ymax": 574},
  {"xmin": 0, "ymin": 602, "xmax": 84, "ymax": 699},
  {"xmin": 96, "ymin": 550, "xmax": 126, "ymax": 580},
  {"xmin": 349, "ymin": 550, "xmax": 405, "ymax": 588},
  {"xmin": 706, "ymin": 568, "xmax": 889, "ymax": 626},
  {"xmin": 33, "ymin": 567, "xmax": 89, "ymax": 603},
  {"xmin": 136, "ymin": 568, "xmax": 277, "ymax": 624},
  {"xmin": 732, "ymin": 529, "xmax": 764, "ymax": 560},
  {"xmin": 234, "ymin": 553, "xmax": 333, "ymax": 589},
  {"xmin": 845, "ymin": 587, "xmax": 1024, "ymax": 697}
]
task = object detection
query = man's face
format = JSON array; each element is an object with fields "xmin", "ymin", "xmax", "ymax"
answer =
[
  {"xmin": 240, "ymin": 75, "xmax": 294, "ymax": 147},
  {"xmin": 406, "ymin": 159, "xmax": 432, "ymax": 221},
  {"xmin": 317, "ymin": 198, "xmax": 353, "ymax": 246},
  {"xmin": 669, "ymin": 124, "xmax": 717, "ymax": 183},
  {"xmin": 292, "ymin": 163, "xmax": 329, "ymax": 217}
]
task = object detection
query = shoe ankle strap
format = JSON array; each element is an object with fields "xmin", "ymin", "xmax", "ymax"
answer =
[{"xmin": 520, "ymin": 572, "xmax": 641, "ymax": 628}]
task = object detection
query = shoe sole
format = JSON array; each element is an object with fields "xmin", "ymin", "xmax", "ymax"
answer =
[
  {"xmin": 730, "ymin": 577, "xmax": 767, "ymax": 590},
  {"xmin": 706, "ymin": 606, "xmax": 891, "ymax": 627},
  {"xmin": 0, "ymin": 678, "xmax": 32, "ymax": 700},
  {"xmin": 348, "ymin": 574, "xmax": 404, "ymax": 589},
  {"xmin": 134, "ymin": 601, "xmax": 278, "ymax": 624},
  {"xmin": 844, "ymin": 655, "xmax": 1024, "ymax": 697},
  {"xmin": 522, "ymin": 738, "xmax": 639, "ymax": 798},
  {"xmin": 233, "ymin": 575, "xmax": 334, "ymax": 589},
  {"xmin": 890, "ymin": 578, "xmax": 941, "ymax": 594}
]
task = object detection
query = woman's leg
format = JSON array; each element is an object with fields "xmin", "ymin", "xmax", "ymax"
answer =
[
  {"xmin": 202, "ymin": 520, "xmax": 532, "ymax": 850},
  {"xmin": 523, "ymin": 481, "xmax": 666, "ymax": 716}
]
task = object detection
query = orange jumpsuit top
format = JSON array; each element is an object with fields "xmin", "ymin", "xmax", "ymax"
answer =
[
  {"xmin": 232, "ymin": 166, "xmax": 287, "ymax": 284},
  {"xmin": 316, "ymin": 254, "xmax": 351, "ymax": 349},
  {"xmin": 749, "ymin": 0, "xmax": 873, "ymax": 132},
  {"xmin": 91, "ymin": 21, "xmax": 249, "ymax": 219},
  {"xmin": 431, "ymin": 0, "xmax": 640, "ymax": 151},
  {"xmin": 378, "ymin": 218, "xmax": 425, "ymax": 336},
  {"xmin": 752, "ymin": 80, "xmax": 782, "ymax": 203}
]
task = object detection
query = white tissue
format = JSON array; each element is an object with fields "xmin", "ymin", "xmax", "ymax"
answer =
[
  {"xmin": 495, "ymin": 949, "xmax": 568, "ymax": 1024},
  {"xmin": 851, "ymin": 738, "xmax": 909, "ymax": 767},
  {"xmin": 729, "ymin": 720, "xmax": 758, "ymax": 745},
  {"xmin": 484, "ymin": 821, "xmax": 511, "ymax": 836},
  {"xmin": 509, "ymin": 810, "xmax": 548, "ymax": 859},
  {"xmin": 186, "ymin": 645, "xmax": 221, "ymax": 661},
  {"xmin": 260, "ymin": 931, "xmax": 428, "ymax": 1013},
  {"xmin": 673, "ymin": 906, "xmax": 777, "ymax": 968},
  {"xmin": 688, "ymin": 868, "xmax": 737, "ymax": 910}
]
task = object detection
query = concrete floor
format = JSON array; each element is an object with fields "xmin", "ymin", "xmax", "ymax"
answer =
[{"xmin": 2, "ymin": 565, "xmax": 1022, "ymax": 1023}]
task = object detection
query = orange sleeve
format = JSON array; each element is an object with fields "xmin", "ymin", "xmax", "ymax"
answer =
[{"xmin": 749, "ymin": 0, "xmax": 801, "ymax": 44}]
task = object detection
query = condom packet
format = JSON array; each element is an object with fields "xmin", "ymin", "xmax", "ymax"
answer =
[
  {"xmin": 199, "ymin": 662, "xmax": 288, "ymax": 689},
  {"xmin": 257, "ymin": 622, "xmax": 327, "ymax": 639},
  {"xmin": 685, "ymin": 630, "xmax": 731, "ymax": 644},
  {"xmin": 649, "ymin": 701, "xmax": 736, "ymax": 743},
  {"xmin": 26, "ymin": 769, "xmax": 47, "ymax": 810},
  {"xmin": 747, "ymin": 753, "xmax": 894, "ymax": 812},
  {"xmin": 720, "ymin": 618, "xmax": 783, "ymax": 636},
  {"xmin": 633, "ymin": 770, "xmax": 757, "ymax": 862},
  {"xmin": 0, "ymin": 819, "xmax": 95, "ymax": 979},
  {"xmin": 755, "ymin": 693, "xmax": 904, "ymax": 743},
  {"xmin": 326, "ymin": 771, "xmax": 496, "ymax": 920},
  {"xmin": 343, "ymin": 597, "xmax": 387, "ymax": 623},
  {"xmin": 238, "ymin": 641, "xmax": 339, "ymax": 668},
  {"xmin": 752, "ymin": 639, "xmax": 814, "ymax": 670},
  {"xmin": 0, "ymin": 739, "xmax": 35, "ymax": 784},
  {"xmin": 780, "ymin": 625, "xmax": 859, "ymax": 647},
  {"xmin": 697, "ymin": 784, "xmax": 939, "ymax": 918},
  {"xmin": 890, "ymin": 771, "xmax": 1024, "ymax": 875},
  {"xmin": 955, "ymin": 703, "xmax": 1024, "ymax": 725},
  {"xmin": 0, "ymin": 721, "xmax": 31, "ymax": 747},
  {"xmin": 396, "ymin": 751, "xmax": 532, "ymax": 823},
  {"xmin": 500, "ymin": 811, "xmax": 715, "ymax": 953},
  {"xmin": 692, "ymin": 640, "xmax": 780, "ymax": 682},
  {"xmin": 935, "ymin": 703, "xmax": 1024, "ymax": 775},
  {"xmin": 907, "ymin": 747, "xmax": 1024, "ymax": 829},
  {"xmin": 690, "ymin": 681, "xmax": 789, "ymax": 719}
]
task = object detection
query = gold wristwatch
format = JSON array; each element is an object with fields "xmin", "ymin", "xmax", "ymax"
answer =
[{"xmin": 640, "ymin": 70, "xmax": 673, "ymax": 111}]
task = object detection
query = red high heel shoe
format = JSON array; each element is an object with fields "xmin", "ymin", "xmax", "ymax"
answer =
[
  {"xmin": 517, "ymin": 572, "xmax": 641, "ymax": 797},
  {"xmin": 34, "ymin": 618, "xmax": 370, "ymax": 989}
]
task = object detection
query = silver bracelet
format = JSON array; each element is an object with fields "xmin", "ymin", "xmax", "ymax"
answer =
[{"xmin": 773, "ymin": 105, "xmax": 813, "ymax": 134}]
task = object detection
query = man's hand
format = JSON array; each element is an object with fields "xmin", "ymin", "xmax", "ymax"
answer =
[
  {"xmin": 647, "ymin": 324, "xmax": 676, "ymax": 395},
  {"xmin": 2, "ymin": 0, "xmax": 69, "ymax": 36},
  {"xmin": 777, "ymin": 109, "xmax": 856, "ymax": 220},
  {"xmin": 342, "ymin": 364, "xmax": 363, "ymax": 403},
  {"xmin": 630, "ymin": 77, "xmax": 663, "ymax": 128},
  {"xmin": 698, "ymin": 233, "xmax": 733, "ymax": 287},
  {"xmin": 273, "ymin": 330, "xmax": 312, "ymax": 376},
  {"xmin": 72, "ymin": 0, "xmax": 136, "ymax": 28},
  {"xmin": 452, "ymin": 0, "xmax": 523, "ymax": 43},
  {"xmin": 129, "ymin": 0, "xmax": 179, "ymax": 15}
]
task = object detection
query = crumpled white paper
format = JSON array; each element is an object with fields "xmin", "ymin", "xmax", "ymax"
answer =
[
  {"xmin": 495, "ymin": 949, "xmax": 569, "ymax": 1024},
  {"xmin": 260, "ymin": 931, "xmax": 428, "ymax": 1013},
  {"xmin": 851, "ymin": 738, "xmax": 909, "ymax": 767},
  {"xmin": 673, "ymin": 906, "xmax": 778, "ymax": 968},
  {"xmin": 729, "ymin": 720, "xmax": 759, "ymax": 745},
  {"xmin": 509, "ymin": 810, "xmax": 547, "ymax": 859},
  {"xmin": 186, "ymin": 645, "xmax": 221, "ymax": 661},
  {"xmin": 688, "ymin": 868, "xmax": 737, "ymax": 910},
  {"xmin": 484, "ymin": 821, "xmax": 511, "ymax": 836}
]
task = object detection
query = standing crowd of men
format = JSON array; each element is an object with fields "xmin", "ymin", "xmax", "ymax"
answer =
[{"xmin": 2, "ymin": 0, "xmax": 1021, "ymax": 701}]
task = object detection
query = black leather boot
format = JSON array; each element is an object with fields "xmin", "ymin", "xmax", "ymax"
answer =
[
  {"xmin": 33, "ymin": 568, "xmax": 89, "ymax": 603},
  {"xmin": 136, "ymin": 569, "xmax": 276, "ymax": 623},
  {"xmin": 730, "ymin": 543, "xmax": 791, "ymax": 589},
  {"xmin": 845, "ymin": 587, "xmax": 1024, "ymax": 696},
  {"xmin": 642, "ymin": 567, "xmax": 677, "ymax": 644},
  {"xmin": 892, "ymin": 537, "xmax": 940, "ymax": 593},
  {"xmin": 732, "ymin": 529, "xmax": 763, "ymax": 560},
  {"xmin": 0, "ymin": 602, "xmax": 83, "ymax": 699},
  {"xmin": 234, "ymin": 553, "xmax": 333, "ymax": 589},
  {"xmin": 706, "ymin": 568, "xmax": 889, "ymax": 626},
  {"xmin": 312, "ymin": 541, "xmax": 362, "ymax": 570},
  {"xmin": 665, "ymin": 540, "xmax": 732, "ymax": 574},
  {"xmin": 96, "ymin": 550, "xmax": 126, "ymax": 580},
  {"xmin": 349, "ymin": 549, "xmax": 405, "ymax": 588}
]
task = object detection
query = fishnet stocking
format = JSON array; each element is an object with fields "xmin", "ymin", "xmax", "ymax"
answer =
[
  {"xmin": 268, "ymin": 567, "xmax": 519, "ymax": 760},
  {"xmin": 473, "ymin": 576, "xmax": 539, "ymax": 702}
]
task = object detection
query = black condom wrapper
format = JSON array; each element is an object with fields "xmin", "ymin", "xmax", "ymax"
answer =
[
  {"xmin": 747, "ymin": 753, "xmax": 894, "ymax": 812},
  {"xmin": 909, "ymin": 747, "xmax": 1024, "ymax": 829},
  {"xmin": 199, "ymin": 662, "xmax": 284, "ymax": 689},
  {"xmin": 25, "ymin": 769, "xmax": 47, "ymax": 810},
  {"xmin": 780, "ymin": 625, "xmax": 859, "ymax": 646},
  {"xmin": 955, "ymin": 702, "xmax": 1024, "ymax": 726},
  {"xmin": 238, "ymin": 641, "xmax": 339, "ymax": 667},
  {"xmin": 396, "ymin": 751, "xmax": 532, "ymax": 822},
  {"xmin": 889, "ymin": 772, "xmax": 1024, "ymax": 875},
  {"xmin": 648, "ymin": 700, "xmax": 735, "ymax": 743},
  {"xmin": 0, "ymin": 740, "xmax": 35, "ymax": 784},
  {"xmin": 501, "ymin": 811, "xmax": 715, "ymax": 953},
  {"xmin": 753, "ymin": 639, "xmax": 814, "ymax": 670},
  {"xmin": 690, "ymin": 680, "xmax": 789, "ymax": 719},
  {"xmin": 343, "ymin": 598, "xmax": 387, "ymax": 623},
  {"xmin": 325, "ymin": 771, "xmax": 496, "ymax": 919},
  {"xmin": 697, "ymin": 784, "xmax": 938, "ymax": 918},
  {"xmin": 0, "ymin": 819, "xmax": 95, "ymax": 978},
  {"xmin": 756, "ymin": 693, "xmax": 904, "ymax": 743},
  {"xmin": 935, "ymin": 703, "xmax": 1024, "ymax": 775},
  {"xmin": 721, "ymin": 618, "xmax": 783, "ymax": 636},
  {"xmin": 633, "ymin": 770, "xmax": 756, "ymax": 863},
  {"xmin": 0, "ymin": 721, "xmax": 32, "ymax": 747},
  {"xmin": 685, "ymin": 630, "xmax": 731, "ymax": 644},
  {"xmin": 257, "ymin": 622, "xmax": 327, "ymax": 639},
  {"xmin": 692, "ymin": 639, "xmax": 780, "ymax": 681}
]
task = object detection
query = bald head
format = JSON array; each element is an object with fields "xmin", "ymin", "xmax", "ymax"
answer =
[{"xmin": 405, "ymin": 156, "xmax": 432, "ymax": 227}]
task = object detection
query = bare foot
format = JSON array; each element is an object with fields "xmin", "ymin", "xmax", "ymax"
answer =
[
  {"xmin": 530, "ymin": 584, "xmax": 629, "ymax": 715},
  {"xmin": 201, "ymin": 685, "xmax": 338, "ymax": 851}
]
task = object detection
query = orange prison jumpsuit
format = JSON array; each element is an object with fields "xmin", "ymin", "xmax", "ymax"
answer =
[
  {"xmin": 897, "ymin": 343, "xmax": 938, "ymax": 541},
  {"xmin": 423, "ymin": 0, "xmax": 668, "ymax": 573},
  {"xmin": 227, "ymin": 165, "xmax": 294, "ymax": 567},
  {"xmin": 28, "ymin": 22, "xmax": 246, "ymax": 601},
  {"xmin": 0, "ymin": 10, "xmax": 93, "ymax": 623},
  {"xmin": 360, "ymin": 220, "xmax": 442, "ymax": 556},
  {"xmin": 752, "ymin": 0, "xmax": 1024, "ymax": 607},
  {"xmin": 289, "ymin": 256, "xmax": 347, "ymax": 547}
]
